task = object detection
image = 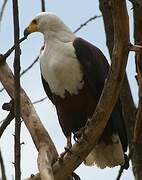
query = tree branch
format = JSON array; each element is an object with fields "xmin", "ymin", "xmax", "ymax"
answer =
[
  {"xmin": 0, "ymin": 149, "xmax": 7, "ymax": 180},
  {"xmin": 41, "ymin": 0, "xmax": 46, "ymax": 12},
  {"xmin": 3, "ymin": 36, "xmax": 27, "ymax": 59},
  {"xmin": 99, "ymin": 0, "xmax": 136, "ymax": 179},
  {"xmin": 0, "ymin": 102, "xmax": 14, "ymax": 138},
  {"xmin": 0, "ymin": 0, "xmax": 8, "ymax": 28},
  {"xmin": 130, "ymin": 44, "xmax": 142, "ymax": 52},
  {"xmin": 73, "ymin": 15, "xmax": 101, "ymax": 33},
  {"xmin": 12, "ymin": 0, "xmax": 21, "ymax": 179},
  {"xmin": 33, "ymin": 96, "xmax": 47, "ymax": 105},
  {"xmin": 130, "ymin": 1, "xmax": 142, "ymax": 179},
  {"xmin": 0, "ymin": 58, "xmax": 58, "ymax": 180}
]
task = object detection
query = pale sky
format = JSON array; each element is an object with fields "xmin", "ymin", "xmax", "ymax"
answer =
[{"xmin": 0, "ymin": 0, "xmax": 136, "ymax": 179}]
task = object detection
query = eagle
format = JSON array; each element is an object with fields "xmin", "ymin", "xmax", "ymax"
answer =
[{"xmin": 24, "ymin": 12, "xmax": 128, "ymax": 169}]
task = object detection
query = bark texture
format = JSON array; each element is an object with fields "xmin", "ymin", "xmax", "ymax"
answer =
[
  {"xmin": 132, "ymin": 2, "xmax": 142, "ymax": 179},
  {"xmin": 0, "ymin": 59, "xmax": 58, "ymax": 180},
  {"xmin": 99, "ymin": 0, "xmax": 136, "ymax": 149}
]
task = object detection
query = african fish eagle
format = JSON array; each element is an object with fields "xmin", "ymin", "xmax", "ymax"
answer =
[{"xmin": 24, "ymin": 12, "xmax": 128, "ymax": 169}]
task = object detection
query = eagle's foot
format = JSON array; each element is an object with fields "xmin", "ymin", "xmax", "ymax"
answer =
[
  {"xmin": 74, "ymin": 127, "xmax": 85, "ymax": 143},
  {"xmin": 58, "ymin": 136, "xmax": 72, "ymax": 163}
]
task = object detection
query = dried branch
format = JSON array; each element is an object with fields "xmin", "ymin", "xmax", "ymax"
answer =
[
  {"xmin": 99, "ymin": 1, "xmax": 136, "ymax": 179},
  {"xmin": 0, "ymin": 0, "xmax": 8, "ymax": 28},
  {"xmin": 41, "ymin": 0, "xmax": 46, "ymax": 12},
  {"xmin": 12, "ymin": 0, "xmax": 21, "ymax": 179},
  {"xmin": 0, "ymin": 103, "xmax": 14, "ymax": 138},
  {"xmin": 0, "ymin": 55, "xmax": 38, "ymax": 93},
  {"xmin": 0, "ymin": 149, "xmax": 7, "ymax": 180},
  {"xmin": 73, "ymin": 15, "xmax": 101, "ymax": 33},
  {"xmin": 116, "ymin": 153, "xmax": 131, "ymax": 180},
  {"xmin": 0, "ymin": 86, "xmax": 4, "ymax": 92},
  {"xmin": 130, "ymin": 44, "xmax": 142, "ymax": 52},
  {"xmin": 3, "ymin": 36, "xmax": 27, "ymax": 59},
  {"xmin": 131, "ymin": 1, "xmax": 142, "ymax": 179},
  {"xmin": 37, "ymin": 144, "xmax": 54, "ymax": 180},
  {"xmin": 33, "ymin": 96, "xmax": 47, "ymax": 104}
]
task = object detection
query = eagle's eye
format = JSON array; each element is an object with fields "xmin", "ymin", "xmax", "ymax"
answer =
[{"xmin": 32, "ymin": 19, "xmax": 37, "ymax": 24}]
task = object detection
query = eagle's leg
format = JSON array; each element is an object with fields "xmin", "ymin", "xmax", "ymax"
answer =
[
  {"xmin": 73, "ymin": 127, "xmax": 86, "ymax": 143},
  {"xmin": 65, "ymin": 135, "xmax": 72, "ymax": 150},
  {"xmin": 58, "ymin": 135, "xmax": 72, "ymax": 163}
]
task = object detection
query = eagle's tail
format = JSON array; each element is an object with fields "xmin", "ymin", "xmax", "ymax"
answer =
[{"xmin": 84, "ymin": 134, "xmax": 125, "ymax": 168}]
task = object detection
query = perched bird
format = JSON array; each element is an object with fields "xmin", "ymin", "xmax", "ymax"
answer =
[{"xmin": 24, "ymin": 12, "xmax": 128, "ymax": 169}]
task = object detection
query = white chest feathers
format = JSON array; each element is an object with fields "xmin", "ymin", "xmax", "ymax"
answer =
[{"xmin": 39, "ymin": 40, "xmax": 84, "ymax": 98}]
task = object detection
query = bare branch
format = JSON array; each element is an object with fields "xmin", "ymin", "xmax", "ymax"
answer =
[
  {"xmin": 99, "ymin": 2, "xmax": 136, "ymax": 179},
  {"xmin": 33, "ymin": 96, "xmax": 47, "ymax": 105},
  {"xmin": 0, "ymin": 86, "xmax": 4, "ymax": 92},
  {"xmin": 0, "ymin": 58, "xmax": 58, "ymax": 180},
  {"xmin": 12, "ymin": 0, "xmax": 21, "ymax": 179},
  {"xmin": 0, "ymin": 103, "xmax": 14, "ymax": 138},
  {"xmin": 37, "ymin": 144, "xmax": 54, "ymax": 180},
  {"xmin": 132, "ymin": 3, "xmax": 142, "ymax": 179},
  {"xmin": 130, "ymin": 44, "xmax": 142, "ymax": 52},
  {"xmin": 116, "ymin": 153, "xmax": 131, "ymax": 180},
  {"xmin": 0, "ymin": 0, "xmax": 8, "ymax": 28},
  {"xmin": 73, "ymin": 15, "xmax": 102, "ymax": 33},
  {"xmin": 41, "ymin": 0, "xmax": 46, "ymax": 12},
  {"xmin": 0, "ymin": 149, "xmax": 7, "ymax": 180},
  {"xmin": 3, "ymin": 36, "xmax": 27, "ymax": 59},
  {"xmin": 0, "ymin": 55, "xmax": 38, "ymax": 93}
]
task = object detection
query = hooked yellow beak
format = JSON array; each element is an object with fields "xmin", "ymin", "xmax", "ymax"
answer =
[{"xmin": 24, "ymin": 20, "xmax": 38, "ymax": 37}]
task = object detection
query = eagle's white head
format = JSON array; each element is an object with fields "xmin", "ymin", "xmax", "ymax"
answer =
[{"xmin": 24, "ymin": 12, "xmax": 75, "ymax": 41}]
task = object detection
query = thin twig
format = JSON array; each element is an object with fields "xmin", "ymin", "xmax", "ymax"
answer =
[
  {"xmin": 0, "ymin": 55, "xmax": 38, "ymax": 93},
  {"xmin": 0, "ymin": 149, "xmax": 7, "ymax": 180},
  {"xmin": 33, "ymin": 96, "xmax": 47, "ymax": 104},
  {"xmin": 0, "ymin": 0, "xmax": 8, "ymax": 28},
  {"xmin": 0, "ymin": 87, "xmax": 4, "ymax": 92},
  {"xmin": 0, "ymin": 103, "xmax": 15, "ymax": 138},
  {"xmin": 41, "ymin": 0, "xmax": 46, "ymax": 12},
  {"xmin": 130, "ymin": 44, "xmax": 142, "ymax": 52},
  {"xmin": 3, "ymin": 36, "xmax": 27, "ymax": 59},
  {"xmin": 12, "ymin": 0, "xmax": 21, "ymax": 179},
  {"xmin": 73, "ymin": 15, "xmax": 102, "ymax": 33},
  {"xmin": 116, "ymin": 166, "xmax": 124, "ymax": 180},
  {"xmin": 116, "ymin": 153, "xmax": 131, "ymax": 180}
]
